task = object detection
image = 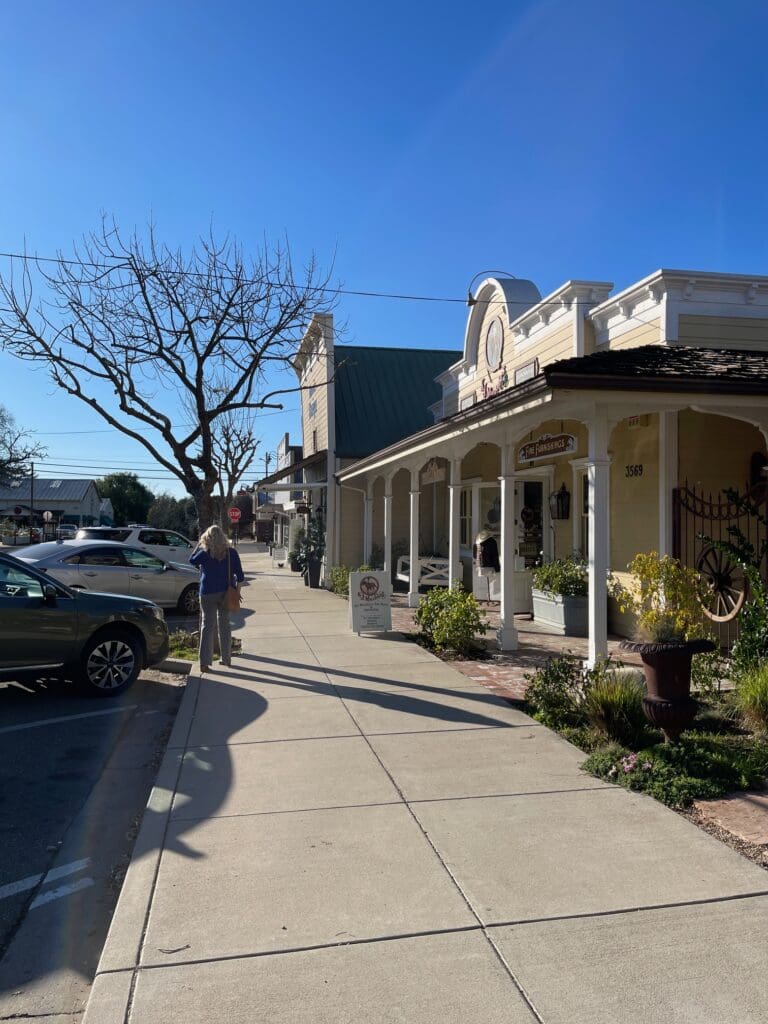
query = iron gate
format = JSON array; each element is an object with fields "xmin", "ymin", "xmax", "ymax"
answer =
[{"xmin": 672, "ymin": 480, "xmax": 768, "ymax": 650}]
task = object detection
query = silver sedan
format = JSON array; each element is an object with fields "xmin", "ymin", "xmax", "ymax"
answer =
[{"xmin": 15, "ymin": 540, "xmax": 200, "ymax": 614}]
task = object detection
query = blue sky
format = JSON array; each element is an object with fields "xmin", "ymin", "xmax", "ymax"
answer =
[{"xmin": 1, "ymin": 0, "xmax": 767, "ymax": 495}]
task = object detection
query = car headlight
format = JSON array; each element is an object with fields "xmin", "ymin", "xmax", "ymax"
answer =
[{"xmin": 140, "ymin": 604, "xmax": 165, "ymax": 621}]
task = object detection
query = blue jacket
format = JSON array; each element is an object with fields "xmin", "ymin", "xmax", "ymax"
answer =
[{"xmin": 189, "ymin": 547, "xmax": 245, "ymax": 595}]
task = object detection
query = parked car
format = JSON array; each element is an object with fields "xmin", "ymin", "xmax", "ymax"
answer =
[
  {"xmin": 15, "ymin": 540, "xmax": 201, "ymax": 614},
  {"xmin": 75, "ymin": 525, "xmax": 195, "ymax": 563},
  {"xmin": 56, "ymin": 523, "xmax": 78, "ymax": 539},
  {"xmin": 0, "ymin": 551, "xmax": 169, "ymax": 695}
]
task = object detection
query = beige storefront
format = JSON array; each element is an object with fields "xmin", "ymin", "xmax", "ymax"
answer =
[{"xmin": 336, "ymin": 269, "xmax": 768, "ymax": 664}]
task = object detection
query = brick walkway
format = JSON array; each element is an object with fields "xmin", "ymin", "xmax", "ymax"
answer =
[{"xmin": 390, "ymin": 593, "xmax": 642, "ymax": 701}]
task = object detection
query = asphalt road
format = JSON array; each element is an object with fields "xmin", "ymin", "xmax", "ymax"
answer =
[{"xmin": 0, "ymin": 669, "xmax": 185, "ymax": 1020}]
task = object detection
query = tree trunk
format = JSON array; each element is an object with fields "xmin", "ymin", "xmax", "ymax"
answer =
[{"xmin": 191, "ymin": 485, "xmax": 218, "ymax": 535}]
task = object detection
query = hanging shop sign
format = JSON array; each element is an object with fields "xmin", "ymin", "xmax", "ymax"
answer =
[
  {"xmin": 421, "ymin": 459, "xmax": 446, "ymax": 485},
  {"xmin": 349, "ymin": 571, "xmax": 392, "ymax": 634},
  {"xmin": 518, "ymin": 432, "xmax": 577, "ymax": 463}
]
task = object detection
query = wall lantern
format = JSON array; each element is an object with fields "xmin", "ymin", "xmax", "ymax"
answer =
[{"xmin": 548, "ymin": 483, "xmax": 571, "ymax": 521}]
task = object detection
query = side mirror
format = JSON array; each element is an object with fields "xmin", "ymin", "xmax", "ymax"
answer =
[{"xmin": 43, "ymin": 584, "xmax": 58, "ymax": 605}]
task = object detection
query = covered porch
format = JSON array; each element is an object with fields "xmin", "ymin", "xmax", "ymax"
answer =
[{"xmin": 337, "ymin": 346, "xmax": 768, "ymax": 665}]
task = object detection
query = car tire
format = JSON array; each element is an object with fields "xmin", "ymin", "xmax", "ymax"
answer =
[
  {"xmin": 77, "ymin": 631, "xmax": 141, "ymax": 696},
  {"xmin": 178, "ymin": 584, "xmax": 200, "ymax": 615}
]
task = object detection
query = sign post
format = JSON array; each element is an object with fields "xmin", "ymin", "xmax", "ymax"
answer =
[
  {"xmin": 228, "ymin": 507, "xmax": 242, "ymax": 547},
  {"xmin": 349, "ymin": 571, "xmax": 392, "ymax": 635}
]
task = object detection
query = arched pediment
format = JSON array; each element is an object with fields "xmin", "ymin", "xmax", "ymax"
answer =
[{"xmin": 463, "ymin": 277, "xmax": 541, "ymax": 367}]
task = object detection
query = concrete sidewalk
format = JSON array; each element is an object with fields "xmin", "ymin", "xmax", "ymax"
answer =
[{"xmin": 86, "ymin": 550, "xmax": 768, "ymax": 1023}]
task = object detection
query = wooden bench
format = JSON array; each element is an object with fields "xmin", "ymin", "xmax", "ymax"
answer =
[{"xmin": 396, "ymin": 556, "xmax": 451, "ymax": 588}]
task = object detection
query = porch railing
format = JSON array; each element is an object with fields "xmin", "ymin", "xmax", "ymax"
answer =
[{"xmin": 396, "ymin": 556, "xmax": 450, "ymax": 588}]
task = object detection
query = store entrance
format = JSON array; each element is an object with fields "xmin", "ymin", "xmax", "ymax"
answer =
[{"xmin": 515, "ymin": 480, "xmax": 546, "ymax": 568}]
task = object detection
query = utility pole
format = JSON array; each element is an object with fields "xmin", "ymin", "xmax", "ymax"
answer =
[{"xmin": 29, "ymin": 461, "xmax": 34, "ymax": 542}]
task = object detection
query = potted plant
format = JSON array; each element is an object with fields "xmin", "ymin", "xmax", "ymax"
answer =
[
  {"xmin": 531, "ymin": 557, "xmax": 588, "ymax": 636},
  {"xmin": 302, "ymin": 515, "xmax": 325, "ymax": 589},
  {"xmin": 612, "ymin": 552, "xmax": 715, "ymax": 742},
  {"xmin": 289, "ymin": 526, "xmax": 305, "ymax": 573}
]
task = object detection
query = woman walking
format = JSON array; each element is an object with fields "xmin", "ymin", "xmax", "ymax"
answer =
[{"xmin": 190, "ymin": 525, "xmax": 245, "ymax": 672}]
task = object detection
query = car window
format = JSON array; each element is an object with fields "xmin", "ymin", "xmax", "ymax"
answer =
[
  {"xmin": 0, "ymin": 562, "xmax": 45, "ymax": 599},
  {"xmin": 62, "ymin": 554, "xmax": 82, "ymax": 565},
  {"xmin": 79, "ymin": 548, "xmax": 125, "ymax": 566},
  {"xmin": 78, "ymin": 528, "xmax": 131, "ymax": 542},
  {"xmin": 122, "ymin": 548, "xmax": 166, "ymax": 569},
  {"xmin": 138, "ymin": 530, "xmax": 167, "ymax": 545},
  {"xmin": 166, "ymin": 533, "xmax": 190, "ymax": 548}
]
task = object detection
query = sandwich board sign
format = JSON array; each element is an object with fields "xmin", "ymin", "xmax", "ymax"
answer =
[{"xmin": 349, "ymin": 571, "xmax": 392, "ymax": 635}]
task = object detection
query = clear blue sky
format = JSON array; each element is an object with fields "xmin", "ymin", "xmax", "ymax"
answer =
[{"xmin": 1, "ymin": 0, "xmax": 767, "ymax": 496}]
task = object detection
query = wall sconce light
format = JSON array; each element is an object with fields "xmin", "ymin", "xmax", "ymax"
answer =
[{"xmin": 549, "ymin": 483, "xmax": 571, "ymax": 520}]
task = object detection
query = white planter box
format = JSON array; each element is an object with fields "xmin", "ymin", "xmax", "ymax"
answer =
[{"xmin": 531, "ymin": 588, "xmax": 588, "ymax": 636}]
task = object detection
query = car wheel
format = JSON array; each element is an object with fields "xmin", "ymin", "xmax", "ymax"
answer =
[
  {"xmin": 78, "ymin": 631, "xmax": 141, "ymax": 696},
  {"xmin": 178, "ymin": 584, "xmax": 200, "ymax": 615}
]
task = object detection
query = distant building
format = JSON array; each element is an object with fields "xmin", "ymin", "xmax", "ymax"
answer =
[{"xmin": 0, "ymin": 477, "xmax": 102, "ymax": 526}]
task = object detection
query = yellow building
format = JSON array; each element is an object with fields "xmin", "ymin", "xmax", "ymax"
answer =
[{"xmin": 297, "ymin": 270, "xmax": 768, "ymax": 664}]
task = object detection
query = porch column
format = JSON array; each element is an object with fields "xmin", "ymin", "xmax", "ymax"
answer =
[
  {"xmin": 408, "ymin": 470, "xmax": 420, "ymax": 608},
  {"xmin": 383, "ymin": 482, "xmax": 393, "ymax": 582},
  {"xmin": 363, "ymin": 481, "xmax": 374, "ymax": 565},
  {"xmin": 658, "ymin": 411, "xmax": 678, "ymax": 557},
  {"xmin": 498, "ymin": 445, "xmax": 519, "ymax": 651},
  {"xmin": 587, "ymin": 415, "xmax": 610, "ymax": 667},
  {"xmin": 448, "ymin": 457, "xmax": 462, "ymax": 590}
]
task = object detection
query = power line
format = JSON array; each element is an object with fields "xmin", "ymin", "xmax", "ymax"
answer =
[
  {"xmin": 2, "ymin": 247, "xmax": 767, "ymax": 312},
  {"xmin": 29, "ymin": 406, "xmax": 297, "ymax": 435}
]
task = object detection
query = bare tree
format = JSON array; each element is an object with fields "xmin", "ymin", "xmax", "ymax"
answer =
[
  {"xmin": 0, "ymin": 221, "xmax": 334, "ymax": 528},
  {"xmin": 210, "ymin": 411, "xmax": 259, "ymax": 516},
  {"xmin": 0, "ymin": 405, "xmax": 46, "ymax": 485}
]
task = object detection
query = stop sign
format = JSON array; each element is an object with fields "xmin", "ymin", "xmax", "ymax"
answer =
[{"xmin": 228, "ymin": 507, "xmax": 242, "ymax": 523}]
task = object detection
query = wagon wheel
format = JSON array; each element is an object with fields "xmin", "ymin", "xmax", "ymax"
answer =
[{"xmin": 696, "ymin": 545, "xmax": 748, "ymax": 622}]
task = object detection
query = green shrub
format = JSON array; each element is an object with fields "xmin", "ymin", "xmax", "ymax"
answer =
[
  {"xmin": 414, "ymin": 585, "xmax": 487, "ymax": 654},
  {"xmin": 583, "ymin": 733, "xmax": 768, "ymax": 808},
  {"xmin": 326, "ymin": 565, "xmax": 351, "ymax": 597},
  {"xmin": 691, "ymin": 648, "xmax": 726, "ymax": 698},
  {"xmin": 736, "ymin": 664, "xmax": 768, "ymax": 734},
  {"xmin": 531, "ymin": 558, "xmax": 587, "ymax": 597},
  {"xmin": 582, "ymin": 670, "xmax": 647, "ymax": 747},
  {"xmin": 730, "ymin": 601, "xmax": 768, "ymax": 680},
  {"xmin": 524, "ymin": 654, "xmax": 586, "ymax": 729}
]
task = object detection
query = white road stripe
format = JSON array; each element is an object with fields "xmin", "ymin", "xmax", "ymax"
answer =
[
  {"xmin": 0, "ymin": 858, "xmax": 92, "ymax": 901},
  {"xmin": 30, "ymin": 877, "xmax": 94, "ymax": 909},
  {"xmin": 0, "ymin": 705, "xmax": 138, "ymax": 735}
]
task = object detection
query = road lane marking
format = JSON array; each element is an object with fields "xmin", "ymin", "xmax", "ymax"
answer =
[
  {"xmin": 30, "ymin": 877, "xmax": 94, "ymax": 909},
  {"xmin": 0, "ymin": 705, "xmax": 138, "ymax": 735},
  {"xmin": 0, "ymin": 858, "xmax": 92, "ymax": 901}
]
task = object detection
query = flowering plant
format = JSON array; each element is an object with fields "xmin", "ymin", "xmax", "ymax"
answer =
[{"xmin": 610, "ymin": 552, "xmax": 706, "ymax": 644}]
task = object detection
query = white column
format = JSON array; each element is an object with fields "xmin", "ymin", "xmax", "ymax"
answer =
[
  {"xmin": 363, "ymin": 481, "xmax": 374, "ymax": 565},
  {"xmin": 497, "ymin": 445, "xmax": 518, "ymax": 651},
  {"xmin": 448, "ymin": 458, "xmax": 462, "ymax": 590},
  {"xmin": 408, "ymin": 470, "xmax": 421, "ymax": 608},
  {"xmin": 383, "ymin": 484, "xmax": 393, "ymax": 582},
  {"xmin": 658, "ymin": 411, "xmax": 678, "ymax": 557},
  {"xmin": 587, "ymin": 416, "xmax": 610, "ymax": 666}
]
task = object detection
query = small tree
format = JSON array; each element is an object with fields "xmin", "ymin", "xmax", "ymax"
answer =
[
  {"xmin": 96, "ymin": 472, "xmax": 155, "ymax": 526},
  {"xmin": 147, "ymin": 493, "xmax": 198, "ymax": 536},
  {"xmin": 0, "ymin": 404, "xmax": 45, "ymax": 485}
]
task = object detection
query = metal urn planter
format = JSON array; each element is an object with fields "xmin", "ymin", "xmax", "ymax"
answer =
[{"xmin": 619, "ymin": 637, "xmax": 715, "ymax": 742}]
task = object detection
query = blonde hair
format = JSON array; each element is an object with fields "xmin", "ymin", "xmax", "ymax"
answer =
[{"xmin": 199, "ymin": 524, "xmax": 229, "ymax": 561}]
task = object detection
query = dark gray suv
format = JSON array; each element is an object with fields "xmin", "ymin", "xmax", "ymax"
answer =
[{"xmin": 0, "ymin": 552, "xmax": 169, "ymax": 695}]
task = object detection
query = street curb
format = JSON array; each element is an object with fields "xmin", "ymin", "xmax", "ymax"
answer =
[
  {"xmin": 158, "ymin": 656, "xmax": 193, "ymax": 675},
  {"xmin": 82, "ymin": 668, "xmax": 201, "ymax": 1023}
]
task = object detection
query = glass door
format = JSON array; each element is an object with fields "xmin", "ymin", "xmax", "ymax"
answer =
[{"xmin": 515, "ymin": 481, "xmax": 545, "ymax": 568}]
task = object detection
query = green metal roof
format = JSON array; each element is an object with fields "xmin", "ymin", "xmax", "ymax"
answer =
[{"xmin": 334, "ymin": 345, "xmax": 460, "ymax": 459}]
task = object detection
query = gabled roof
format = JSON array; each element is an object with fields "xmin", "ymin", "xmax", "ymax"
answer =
[
  {"xmin": 334, "ymin": 345, "xmax": 461, "ymax": 459},
  {"xmin": 0, "ymin": 478, "xmax": 97, "ymax": 503}
]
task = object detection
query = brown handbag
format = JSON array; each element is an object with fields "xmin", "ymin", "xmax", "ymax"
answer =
[{"xmin": 226, "ymin": 549, "xmax": 242, "ymax": 611}]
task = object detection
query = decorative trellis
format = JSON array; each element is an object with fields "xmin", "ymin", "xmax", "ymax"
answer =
[{"xmin": 672, "ymin": 480, "xmax": 768, "ymax": 648}]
